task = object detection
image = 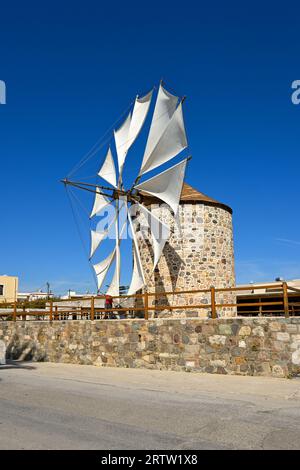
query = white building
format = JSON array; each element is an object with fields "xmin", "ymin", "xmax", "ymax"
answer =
[{"xmin": 17, "ymin": 291, "xmax": 54, "ymax": 302}]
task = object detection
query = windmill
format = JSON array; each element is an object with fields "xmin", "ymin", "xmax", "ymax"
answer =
[{"xmin": 62, "ymin": 82, "xmax": 190, "ymax": 297}]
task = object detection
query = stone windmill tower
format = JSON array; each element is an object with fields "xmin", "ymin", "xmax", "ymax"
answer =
[{"xmin": 136, "ymin": 183, "xmax": 235, "ymax": 317}]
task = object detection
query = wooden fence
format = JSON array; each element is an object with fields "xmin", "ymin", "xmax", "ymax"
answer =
[{"xmin": 0, "ymin": 282, "xmax": 300, "ymax": 322}]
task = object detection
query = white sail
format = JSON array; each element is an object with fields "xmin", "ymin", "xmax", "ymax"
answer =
[
  {"xmin": 139, "ymin": 102, "xmax": 187, "ymax": 176},
  {"xmin": 98, "ymin": 147, "xmax": 117, "ymax": 188},
  {"xmin": 130, "ymin": 203, "xmax": 170, "ymax": 269},
  {"xmin": 128, "ymin": 90, "xmax": 153, "ymax": 151},
  {"xmin": 106, "ymin": 245, "xmax": 120, "ymax": 297},
  {"xmin": 90, "ymin": 187, "xmax": 110, "ymax": 218},
  {"xmin": 127, "ymin": 211, "xmax": 146, "ymax": 294},
  {"xmin": 93, "ymin": 249, "xmax": 116, "ymax": 291},
  {"xmin": 127, "ymin": 243, "xmax": 145, "ymax": 295},
  {"xmin": 105, "ymin": 197, "xmax": 128, "ymax": 296},
  {"xmin": 139, "ymin": 84, "xmax": 179, "ymax": 176},
  {"xmin": 114, "ymin": 90, "xmax": 152, "ymax": 179},
  {"xmin": 90, "ymin": 230, "xmax": 107, "ymax": 260},
  {"xmin": 135, "ymin": 158, "xmax": 188, "ymax": 216},
  {"xmin": 114, "ymin": 112, "xmax": 131, "ymax": 177},
  {"xmin": 106, "ymin": 199, "xmax": 121, "ymax": 297}
]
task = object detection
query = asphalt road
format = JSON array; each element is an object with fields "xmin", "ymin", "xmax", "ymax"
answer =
[{"xmin": 1, "ymin": 362, "xmax": 300, "ymax": 450}]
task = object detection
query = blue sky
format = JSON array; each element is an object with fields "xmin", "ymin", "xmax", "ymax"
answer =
[{"xmin": 0, "ymin": 1, "xmax": 299, "ymax": 294}]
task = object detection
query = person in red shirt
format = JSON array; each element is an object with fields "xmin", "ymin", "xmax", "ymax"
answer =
[{"xmin": 104, "ymin": 294, "xmax": 113, "ymax": 319}]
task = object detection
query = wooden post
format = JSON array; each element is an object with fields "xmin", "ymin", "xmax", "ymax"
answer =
[
  {"xmin": 144, "ymin": 291, "xmax": 149, "ymax": 320},
  {"xmin": 49, "ymin": 300, "xmax": 53, "ymax": 322},
  {"xmin": 91, "ymin": 296, "xmax": 95, "ymax": 321},
  {"xmin": 22, "ymin": 304, "xmax": 26, "ymax": 321},
  {"xmin": 54, "ymin": 306, "xmax": 58, "ymax": 321},
  {"xmin": 12, "ymin": 302, "xmax": 17, "ymax": 322},
  {"xmin": 258, "ymin": 297, "xmax": 262, "ymax": 317},
  {"xmin": 210, "ymin": 286, "xmax": 217, "ymax": 319},
  {"xmin": 283, "ymin": 282, "xmax": 289, "ymax": 318}
]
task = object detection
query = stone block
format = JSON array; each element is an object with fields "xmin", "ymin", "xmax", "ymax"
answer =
[
  {"xmin": 286, "ymin": 324, "xmax": 298, "ymax": 334},
  {"xmin": 0, "ymin": 340, "xmax": 6, "ymax": 365},
  {"xmin": 269, "ymin": 322, "xmax": 282, "ymax": 332},
  {"xmin": 252, "ymin": 326, "xmax": 264, "ymax": 337},
  {"xmin": 210, "ymin": 359, "xmax": 226, "ymax": 367},
  {"xmin": 186, "ymin": 361, "xmax": 195, "ymax": 368},
  {"xmin": 292, "ymin": 350, "xmax": 300, "ymax": 365},
  {"xmin": 201, "ymin": 325, "xmax": 215, "ymax": 335},
  {"xmin": 290, "ymin": 341, "xmax": 300, "ymax": 350},
  {"xmin": 208, "ymin": 335, "xmax": 226, "ymax": 346},
  {"xmin": 234, "ymin": 356, "xmax": 245, "ymax": 365},
  {"xmin": 276, "ymin": 332, "xmax": 290, "ymax": 342},
  {"xmin": 142, "ymin": 354, "xmax": 155, "ymax": 364},
  {"xmin": 271, "ymin": 364, "xmax": 286, "ymax": 378},
  {"xmin": 238, "ymin": 326, "xmax": 251, "ymax": 336},
  {"xmin": 218, "ymin": 324, "xmax": 232, "ymax": 335},
  {"xmin": 231, "ymin": 323, "xmax": 239, "ymax": 335}
]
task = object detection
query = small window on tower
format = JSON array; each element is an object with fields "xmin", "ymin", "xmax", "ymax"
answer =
[{"xmin": 0, "ymin": 285, "xmax": 4, "ymax": 296}]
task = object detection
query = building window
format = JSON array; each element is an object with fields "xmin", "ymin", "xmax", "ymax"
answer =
[{"xmin": 0, "ymin": 285, "xmax": 3, "ymax": 296}]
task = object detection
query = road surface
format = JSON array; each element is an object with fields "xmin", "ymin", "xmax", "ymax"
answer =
[{"xmin": 1, "ymin": 362, "xmax": 300, "ymax": 450}]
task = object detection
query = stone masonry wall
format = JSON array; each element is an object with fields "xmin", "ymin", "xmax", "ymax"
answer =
[
  {"xmin": 135, "ymin": 202, "xmax": 235, "ymax": 317},
  {"xmin": 1, "ymin": 317, "xmax": 300, "ymax": 378}
]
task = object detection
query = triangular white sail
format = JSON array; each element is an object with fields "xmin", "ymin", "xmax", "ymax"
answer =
[
  {"xmin": 106, "ymin": 245, "xmax": 120, "ymax": 297},
  {"xmin": 98, "ymin": 147, "xmax": 117, "ymax": 188},
  {"xmin": 127, "ymin": 243, "xmax": 145, "ymax": 295},
  {"xmin": 90, "ymin": 230, "xmax": 107, "ymax": 260},
  {"xmin": 93, "ymin": 249, "xmax": 116, "ymax": 291},
  {"xmin": 106, "ymin": 200, "xmax": 121, "ymax": 297},
  {"xmin": 105, "ymin": 198, "xmax": 128, "ymax": 296},
  {"xmin": 139, "ymin": 102, "xmax": 187, "ymax": 176},
  {"xmin": 127, "ymin": 211, "xmax": 146, "ymax": 295},
  {"xmin": 114, "ymin": 112, "xmax": 131, "ymax": 177},
  {"xmin": 130, "ymin": 203, "xmax": 170, "ymax": 270},
  {"xmin": 134, "ymin": 158, "xmax": 188, "ymax": 216},
  {"xmin": 114, "ymin": 90, "xmax": 152, "ymax": 179},
  {"xmin": 128, "ymin": 91, "xmax": 153, "ymax": 151},
  {"xmin": 90, "ymin": 187, "xmax": 110, "ymax": 218},
  {"xmin": 139, "ymin": 84, "xmax": 179, "ymax": 176}
]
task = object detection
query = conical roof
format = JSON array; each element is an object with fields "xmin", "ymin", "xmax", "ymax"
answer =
[{"xmin": 140, "ymin": 182, "xmax": 232, "ymax": 213}]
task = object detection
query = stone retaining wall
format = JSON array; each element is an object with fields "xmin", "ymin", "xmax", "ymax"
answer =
[{"xmin": 1, "ymin": 317, "xmax": 300, "ymax": 378}]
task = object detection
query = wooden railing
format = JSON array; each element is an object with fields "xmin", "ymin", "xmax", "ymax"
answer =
[{"xmin": 1, "ymin": 282, "xmax": 300, "ymax": 321}]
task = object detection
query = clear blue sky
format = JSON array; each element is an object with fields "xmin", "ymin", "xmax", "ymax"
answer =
[{"xmin": 0, "ymin": 1, "xmax": 299, "ymax": 294}]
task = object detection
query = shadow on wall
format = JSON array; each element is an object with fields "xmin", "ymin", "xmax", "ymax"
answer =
[
  {"xmin": 140, "ymin": 239, "xmax": 185, "ymax": 316},
  {"xmin": 164, "ymin": 241, "xmax": 184, "ymax": 292},
  {"xmin": 5, "ymin": 336, "xmax": 46, "ymax": 362}
]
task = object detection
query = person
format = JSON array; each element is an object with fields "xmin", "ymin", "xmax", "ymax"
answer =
[{"xmin": 104, "ymin": 294, "xmax": 113, "ymax": 319}]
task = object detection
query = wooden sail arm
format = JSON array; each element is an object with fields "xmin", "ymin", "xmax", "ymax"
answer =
[{"xmin": 61, "ymin": 178, "xmax": 115, "ymax": 199}]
